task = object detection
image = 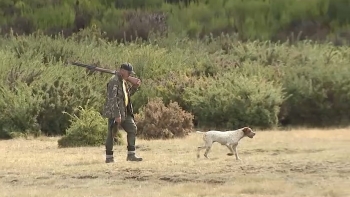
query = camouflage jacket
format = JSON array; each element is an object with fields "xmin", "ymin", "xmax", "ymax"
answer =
[{"xmin": 102, "ymin": 74, "xmax": 138, "ymax": 120}]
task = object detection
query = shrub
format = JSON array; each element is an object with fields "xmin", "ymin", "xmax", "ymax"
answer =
[
  {"xmin": 33, "ymin": 74, "xmax": 103, "ymax": 136},
  {"xmin": 282, "ymin": 61, "xmax": 350, "ymax": 127},
  {"xmin": 134, "ymin": 97, "xmax": 194, "ymax": 140},
  {"xmin": 131, "ymin": 73, "xmax": 198, "ymax": 114},
  {"xmin": 183, "ymin": 72, "xmax": 285, "ymax": 129},
  {"xmin": 0, "ymin": 83, "xmax": 42, "ymax": 139},
  {"xmin": 58, "ymin": 106, "xmax": 123, "ymax": 148}
]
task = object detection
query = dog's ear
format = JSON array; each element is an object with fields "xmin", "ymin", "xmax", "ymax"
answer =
[{"xmin": 242, "ymin": 127, "xmax": 250, "ymax": 133}]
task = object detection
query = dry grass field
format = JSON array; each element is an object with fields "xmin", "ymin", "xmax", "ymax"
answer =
[{"xmin": 1, "ymin": 128, "xmax": 350, "ymax": 197}]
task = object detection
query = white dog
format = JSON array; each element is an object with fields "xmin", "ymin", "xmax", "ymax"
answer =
[{"xmin": 196, "ymin": 127, "xmax": 256, "ymax": 160}]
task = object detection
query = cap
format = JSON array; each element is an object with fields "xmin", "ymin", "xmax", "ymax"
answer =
[{"xmin": 120, "ymin": 63, "xmax": 135, "ymax": 75}]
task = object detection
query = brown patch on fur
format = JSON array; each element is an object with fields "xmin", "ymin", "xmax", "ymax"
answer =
[
  {"xmin": 243, "ymin": 127, "xmax": 255, "ymax": 138},
  {"xmin": 243, "ymin": 127, "xmax": 250, "ymax": 134}
]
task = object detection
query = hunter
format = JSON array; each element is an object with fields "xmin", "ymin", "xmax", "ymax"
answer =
[{"xmin": 102, "ymin": 63, "xmax": 142, "ymax": 163}]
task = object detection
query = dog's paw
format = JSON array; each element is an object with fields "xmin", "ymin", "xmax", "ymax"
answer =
[{"xmin": 227, "ymin": 153, "xmax": 234, "ymax": 156}]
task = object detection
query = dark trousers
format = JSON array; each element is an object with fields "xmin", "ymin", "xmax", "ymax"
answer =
[{"xmin": 105, "ymin": 115, "xmax": 137, "ymax": 156}]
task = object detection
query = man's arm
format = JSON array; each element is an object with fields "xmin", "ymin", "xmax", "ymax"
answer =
[
  {"xmin": 106, "ymin": 78, "xmax": 121, "ymax": 118},
  {"xmin": 127, "ymin": 76, "xmax": 141, "ymax": 96},
  {"xmin": 128, "ymin": 85, "xmax": 139, "ymax": 96}
]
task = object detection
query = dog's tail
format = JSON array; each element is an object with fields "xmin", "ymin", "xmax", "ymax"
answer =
[{"xmin": 196, "ymin": 130, "xmax": 205, "ymax": 134}]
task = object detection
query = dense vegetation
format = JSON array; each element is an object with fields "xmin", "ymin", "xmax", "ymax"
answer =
[
  {"xmin": 1, "ymin": 0, "xmax": 350, "ymax": 43},
  {"xmin": 0, "ymin": 0, "xmax": 350, "ymax": 143},
  {"xmin": 1, "ymin": 26, "xmax": 349, "ymax": 140}
]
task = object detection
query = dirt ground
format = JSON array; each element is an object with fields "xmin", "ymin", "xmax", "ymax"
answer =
[{"xmin": 1, "ymin": 128, "xmax": 350, "ymax": 197}]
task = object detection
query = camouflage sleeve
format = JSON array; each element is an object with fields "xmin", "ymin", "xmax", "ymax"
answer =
[
  {"xmin": 128, "ymin": 86, "xmax": 139, "ymax": 96},
  {"xmin": 106, "ymin": 78, "xmax": 121, "ymax": 118}
]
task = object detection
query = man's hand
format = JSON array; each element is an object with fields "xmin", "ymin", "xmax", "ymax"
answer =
[
  {"xmin": 127, "ymin": 76, "xmax": 141, "ymax": 88},
  {"xmin": 114, "ymin": 117, "xmax": 121, "ymax": 124},
  {"xmin": 134, "ymin": 78, "xmax": 141, "ymax": 88}
]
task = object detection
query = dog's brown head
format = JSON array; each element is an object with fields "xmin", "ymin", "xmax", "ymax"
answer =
[{"xmin": 242, "ymin": 127, "xmax": 256, "ymax": 138}]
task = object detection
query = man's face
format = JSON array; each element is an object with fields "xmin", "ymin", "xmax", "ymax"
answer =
[{"xmin": 119, "ymin": 68, "xmax": 130, "ymax": 79}]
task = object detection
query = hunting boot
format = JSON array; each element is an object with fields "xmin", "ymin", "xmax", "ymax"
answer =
[
  {"xmin": 105, "ymin": 150, "xmax": 114, "ymax": 163},
  {"xmin": 126, "ymin": 151, "xmax": 142, "ymax": 162}
]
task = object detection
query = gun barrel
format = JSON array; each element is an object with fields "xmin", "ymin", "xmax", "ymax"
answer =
[{"xmin": 70, "ymin": 62, "xmax": 116, "ymax": 75}]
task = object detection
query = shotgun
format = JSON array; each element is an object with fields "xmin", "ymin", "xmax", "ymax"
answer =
[
  {"xmin": 70, "ymin": 61, "xmax": 117, "ymax": 74},
  {"xmin": 69, "ymin": 61, "xmax": 141, "ymax": 85}
]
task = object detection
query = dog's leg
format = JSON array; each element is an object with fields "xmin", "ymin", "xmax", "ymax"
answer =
[
  {"xmin": 197, "ymin": 146, "xmax": 206, "ymax": 158},
  {"xmin": 197, "ymin": 137, "xmax": 212, "ymax": 158},
  {"xmin": 203, "ymin": 145, "xmax": 212, "ymax": 159},
  {"xmin": 197, "ymin": 134, "xmax": 210, "ymax": 158},
  {"xmin": 232, "ymin": 145, "xmax": 241, "ymax": 161},
  {"xmin": 203, "ymin": 141, "xmax": 213, "ymax": 159},
  {"xmin": 226, "ymin": 144, "xmax": 234, "ymax": 156},
  {"xmin": 200, "ymin": 138, "xmax": 213, "ymax": 159}
]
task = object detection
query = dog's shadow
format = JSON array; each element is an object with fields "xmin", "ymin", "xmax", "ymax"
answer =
[
  {"xmin": 196, "ymin": 155, "xmax": 231, "ymax": 160},
  {"xmin": 199, "ymin": 157, "xmax": 220, "ymax": 161},
  {"xmin": 196, "ymin": 153, "xmax": 241, "ymax": 161}
]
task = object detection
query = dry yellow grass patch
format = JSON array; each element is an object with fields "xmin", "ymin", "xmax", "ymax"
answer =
[{"xmin": 1, "ymin": 128, "xmax": 350, "ymax": 197}]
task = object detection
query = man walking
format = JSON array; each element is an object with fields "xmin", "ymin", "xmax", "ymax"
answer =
[{"xmin": 102, "ymin": 63, "xmax": 142, "ymax": 163}]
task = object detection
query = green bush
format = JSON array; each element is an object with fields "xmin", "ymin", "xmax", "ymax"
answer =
[
  {"xmin": 32, "ymin": 73, "xmax": 103, "ymax": 136},
  {"xmin": 58, "ymin": 106, "xmax": 123, "ymax": 148},
  {"xmin": 2, "ymin": 34, "xmax": 108, "ymax": 136},
  {"xmin": 0, "ymin": 83, "xmax": 42, "ymax": 139},
  {"xmin": 183, "ymin": 72, "xmax": 285, "ymax": 129},
  {"xmin": 282, "ymin": 59, "xmax": 350, "ymax": 126}
]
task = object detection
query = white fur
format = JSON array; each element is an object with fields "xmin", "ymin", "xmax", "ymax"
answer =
[{"xmin": 196, "ymin": 127, "xmax": 256, "ymax": 160}]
